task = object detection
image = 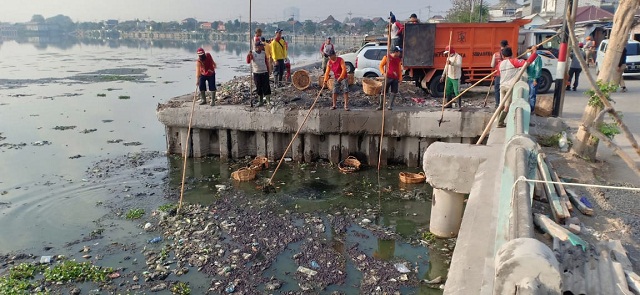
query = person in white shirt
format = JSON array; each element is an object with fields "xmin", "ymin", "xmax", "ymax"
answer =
[{"xmin": 439, "ymin": 45, "xmax": 462, "ymax": 108}]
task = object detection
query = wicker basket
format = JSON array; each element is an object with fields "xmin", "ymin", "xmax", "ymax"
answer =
[
  {"xmin": 318, "ymin": 76, "xmax": 326, "ymax": 88},
  {"xmin": 338, "ymin": 156, "xmax": 361, "ymax": 174},
  {"xmin": 292, "ymin": 70, "xmax": 311, "ymax": 90},
  {"xmin": 399, "ymin": 172, "xmax": 426, "ymax": 184},
  {"xmin": 362, "ymin": 78, "xmax": 382, "ymax": 96},
  {"xmin": 231, "ymin": 167, "xmax": 256, "ymax": 181},
  {"xmin": 248, "ymin": 156, "xmax": 269, "ymax": 171}
]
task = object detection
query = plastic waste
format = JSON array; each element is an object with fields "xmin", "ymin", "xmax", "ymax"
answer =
[
  {"xmin": 225, "ymin": 283, "xmax": 235, "ymax": 293},
  {"xmin": 310, "ymin": 261, "xmax": 320, "ymax": 269},
  {"xmin": 558, "ymin": 131, "xmax": 569, "ymax": 152},
  {"xmin": 148, "ymin": 237, "xmax": 162, "ymax": 244},
  {"xmin": 580, "ymin": 196, "xmax": 593, "ymax": 209},
  {"xmin": 394, "ymin": 263, "xmax": 411, "ymax": 273}
]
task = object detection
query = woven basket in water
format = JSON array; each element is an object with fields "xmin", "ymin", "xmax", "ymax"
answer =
[
  {"xmin": 292, "ymin": 70, "xmax": 311, "ymax": 90},
  {"xmin": 338, "ymin": 156, "xmax": 361, "ymax": 174},
  {"xmin": 248, "ymin": 156, "xmax": 269, "ymax": 171},
  {"xmin": 231, "ymin": 167, "xmax": 256, "ymax": 181},
  {"xmin": 362, "ymin": 78, "xmax": 382, "ymax": 96},
  {"xmin": 399, "ymin": 172, "xmax": 426, "ymax": 184}
]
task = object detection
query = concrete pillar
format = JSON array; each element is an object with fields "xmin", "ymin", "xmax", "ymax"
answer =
[
  {"xmin": 256, "ymin": 132, "xmax": 267, "ymax": 157},
  {"xmin": 328, "ymin": 134, "xmax": 341, "ymax": 164},
  {"xmin": 266, "ymin": 132, "xmax": 276, "ymax": 161},
  {"xmin": 191, "ymin": 129, "xmax": 210, "ymax": 158},
  {"xmin": 218, "ymin": 129, "xmax": 230, "ymax": 161},
  {"xmin": 179, "ymin": 128, "xmax": 191, "ymax": 157},
  {"xmin": 404, "ymin": 137, "xmax": 421, "ymax": 168},
  {"xmin": 340, "ymin": 134, "xmax": 357, "ymax": 160},
  {"xmin": 303, "ymin": 134, "xmax": 318, "ymax": 162},
  {"xmin": 494, "ymin": 238, "xmax": 561, "ymax": 294},
  {"xmin": 430, "ymin": 188, "xmax": 465, "ymax": 238},
  {"xmin": 292, "ymin": 134, "xmax": 304, "ymax": 162}
]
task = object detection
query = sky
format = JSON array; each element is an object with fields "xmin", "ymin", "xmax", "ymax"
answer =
[{"xmin": 0, "ymin": 0, "xmax": 465, "ymax": 23}]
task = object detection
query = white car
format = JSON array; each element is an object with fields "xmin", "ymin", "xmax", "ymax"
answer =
[
  {"xmin": 353, "ymin": 44, "xmax": 388, "ymax": 79},
  {"xmin": 596, "ymin": 39, "xmax": 640, "ymax": 77},
  {"xmin": 339, "ymin": 42, "xmax": 387, "ymax": 75}
]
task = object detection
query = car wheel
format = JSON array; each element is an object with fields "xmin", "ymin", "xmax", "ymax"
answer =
[
  {"xmin": 345, "ymin": 62, "xmax": 355, "ymax": 73},
  {"xmin": 364, "ymin": 73, "xmax": 378, "ymax": 78},
  {"xmin": 537, "ymin": 70, "xmax": 553, "ymax": 94},
  {"xmin": 429, "ymin": 74, "xmax": 445, "ymax": 97}
]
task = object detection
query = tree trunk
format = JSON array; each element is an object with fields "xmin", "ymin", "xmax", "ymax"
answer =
[{"xmin": 572, "ymin": 0, "xmax": 640, "ymax": 159}]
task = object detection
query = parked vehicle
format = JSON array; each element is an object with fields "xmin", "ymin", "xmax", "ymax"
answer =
[
  {"xmin": 596, "ymin": 39, "xmax": 640, "ymax": 77},
  {"xmin": 353, "ymin": 44, "xmax": 388, "ymax": 78},
  {"xmin": 402, "ymin": 20, "xmax": 556, "ymax": 96},
  {"xmin": 340, "ymin": 41, "xmax": 387, "ymax": 74}
]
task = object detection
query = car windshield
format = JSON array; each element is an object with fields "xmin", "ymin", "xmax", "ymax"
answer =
[{"xmin": 626, "ymin": 43, "xmax": 640, "ymax": 55}]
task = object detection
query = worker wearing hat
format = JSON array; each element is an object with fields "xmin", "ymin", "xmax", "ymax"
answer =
[
  {"xmin": 271, "ymin": 28, "xmax": 288, "ymax": 87},
  {"xmin": 408, "ymin": 13, "xmax": 420, "ymax": 24},
  {"xmin": 440, "ymin": 45, "xmax": 462, "ymax": 108},
  {"xmin": 377, "ymin": 46, "xmax": 403, "ymax": 110},
  {"xmin": 584, "ymin": 36, "xmax": 596, "ymax": 67},
  {"xmin": 196, "ymin": 48, "xmax": 217, "ymax": 106},
  {"xmin": 247, "ymin": 41, "xmax": 272, "ymax": 107},
  {"xmin": 323, "ymin": 48, "xmax": 350, "ymax": 111}
]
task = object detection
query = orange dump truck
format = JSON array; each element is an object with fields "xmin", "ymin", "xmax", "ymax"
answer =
[{"xmin": 403, "ymin": 20, "xmax": 527, "ymax": 96}]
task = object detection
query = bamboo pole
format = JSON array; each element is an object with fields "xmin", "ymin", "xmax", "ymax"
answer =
[
  {"xmin": 376, "ymin": 16, "xmax": 393, "ymax": 171},
  {"xmin": 437, "ymin": 30, "xmax": 453, "ymax": 126},
  {"xmin": 249, "ymin": 0, "xmax": 253, "ymax": 107},
  {"xmin": 177, "ymin": 87, "xmax": 199, "ymax": 213}
]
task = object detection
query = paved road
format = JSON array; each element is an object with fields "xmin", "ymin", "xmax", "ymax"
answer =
[{"xmin": 555, "ymin": 67, "xmax": 640, "ymax": 186}]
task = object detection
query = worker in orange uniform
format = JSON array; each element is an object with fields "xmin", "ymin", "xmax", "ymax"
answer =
[
  {"xmin": 323, "ymin": 48, "xmax": 350, "ymax": 111},
  {"xmin": 377, "ymin": 46, "xmax": 403, "ymax": 110}
]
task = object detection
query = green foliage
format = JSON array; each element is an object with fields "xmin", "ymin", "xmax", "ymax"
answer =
[
  {"xmin": 125, "ymin": 208, "xmax": 145, "ymax": 219},
  {"xmin": 8, "ymin": 263, "xmax": 45, "ymax": 280},
  {"xmin": 0, "ymin": 276, "xmax": 34, "ymax": 294},
  {"xmin": 585, "ymin": 81, "xmax": 617, "ymax": 108},
  {"xmin": 43, "ymin": 260, "xmax": 113, "ymax": 283},
  {"xmin": 446, "ymin": 0, "xmax": 490, "ymax": 23},
  {"xmin": 96, "ymin": 93, "xmax": 106, "ymax": 97},
  {"xmin": 158, "ymin": 203, "xmax": 177, "ymax": 212},
  {"xmin": 537, "ymin": 133, "xmax": 562, "ymax": 147},
  {"xmin": 423, "ymin": 232, "xmax": 436, "ymax": 243},
  {"xmin": 100, "ymin": 75, "xmax": 135, "ymax": 82},
  {"xmin": 118, "ymin": 95, "xmax": 131, "ymax": 100},
  {"xmin": 171, "ymin": 281, "xmax": 191, "ymax": 295},
  {"xmin": 598, "ymin": 122, "xmax": 621, "ymax": 139}
]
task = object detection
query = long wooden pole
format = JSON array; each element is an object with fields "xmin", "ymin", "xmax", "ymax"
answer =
[
  {"xmin": 249, "ymin": 0, "xmax": 253, "ymax": 107},
  {"xmin": 377, "ymin": 16, "xmax": 393, "ymax": 172},
  {"xmin": 177, "ymin": 87, "xmax": 199, "ymax": 213},
  {"xmin": 437, "ymin": 30, "xmax": 453, "ymax": 126}
]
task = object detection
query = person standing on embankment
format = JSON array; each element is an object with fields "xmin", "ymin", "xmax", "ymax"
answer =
[
  {"xmin": 320, "ymin": 37, "xmax": 334, "ymax": 72},
  {"xmin": 323, "ymin": 49, "xmax": 350, "ymax": 111},
  {"xmin": 196, "ymin": 48, "xmax": 217, "ymax": 106},
  {"xmin": 247, "ymin": 41, "xmax": 272, "ymax": 107},
  {"xmin": 271, "ymin": 29, "xmax": 288, "ymax": 87},
  {"xmin": 377, "ymin": 46, "xmax": 403, "ymax": 111},
  {"xmin": 497, "ymin": 46, "xmax": 538, "ymax": 128},
  {"xmin": 440, "ymin": 45, "xmax": 462, "ymax": 108},
  {"xmin": 490, "ymin": 40, "xmax": 509, "ymax": 108}
]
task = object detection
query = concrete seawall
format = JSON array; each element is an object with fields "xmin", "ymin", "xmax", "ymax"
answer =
[{"xmin": 157, "ymin": 102, "xmax": 493, "ymax": 167}]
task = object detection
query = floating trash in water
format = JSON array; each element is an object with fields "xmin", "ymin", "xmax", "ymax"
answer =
[
  {"xmin": 118, "ymin": 95, "xmax": 131, "ymax": 99},
  {"xmin": 148, "ymin": 237, "xmax": 162, "ymax": 244},
  {"xmin": 102, "ymin": 119, "xmax": 114, "ymax": 123},
  {"xmin": 107, "ymin": 139, "xmax": 123, "ymax": 144},
  {"xmin": 123, "ymin": 141, "xmax": 143, "ymax": 146},
  {"xmin": 31, "ymin": 141, "xmax": 52, "ymax": 146},
  {"xmin": 0, "ymin": 142, "xmax": 27, "ymax": 149},
  {"xmin": 310, "ymin": 260, "xmax": 320, "ymax": 269},
  {"xmin": 53, "ymin": 125, "xmax": 76, "ymax": 131},
  {"xmin": 69, "ymin": 155, "xmax": 83, "ymax": 159},
  {"xmin": 79, "ymin": 129, "xmax": 97, "ymax": 134},
  {"xmin": 394, "ymin": 262, "xmax": 411, "ymax": 273}
]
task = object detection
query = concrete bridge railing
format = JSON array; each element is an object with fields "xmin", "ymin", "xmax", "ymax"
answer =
[{"xmin": 423, "ymin": 81, "xmax": 562, "ymax": 294}]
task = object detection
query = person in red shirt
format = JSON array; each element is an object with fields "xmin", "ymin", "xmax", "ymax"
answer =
[
  {"xmin": 377, "ymin": 46, "xmax": 403, "ymax": 110},
  {"xmin": 196, "ymin": 48, "xmax": 217, "ymax": 106},
  {"xmin": 323, "ymin": 49, "xmax": 350, "ymax": 111}
]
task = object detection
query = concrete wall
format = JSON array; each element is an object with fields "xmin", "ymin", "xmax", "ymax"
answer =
[{"xmin": 157, "ymin": 103, "xmax": 492, "ymax": 166}]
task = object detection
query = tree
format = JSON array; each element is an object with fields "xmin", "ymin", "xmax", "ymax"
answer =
[
  {"xmin": 45, "ymin": 14, "xmax": 75, "ymax": 32},
  {"xmin": 572, "ymin": 0, "xmax": 640, "ymax": 159},
  {"xmin": 446, "ymin": 0, "xmax": 490, "ymax": 23},
  {"xmin": 30, "ymin": 14, "xmax": 45, "ymax": 23},
  {"xmin": 303, "ymin": 20, "xmax": 316, "ymax": 35},
  {"xmin": 360, "ymin": 20, "xmax": 375, "ymax": 34}
]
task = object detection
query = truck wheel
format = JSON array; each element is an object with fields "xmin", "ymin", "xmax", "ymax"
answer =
[
  {"xmin": 429, "ymin": 74, "xmax": 445, "ymax": 97},
  {"xmin": 537, "ymin": 70, "xmax": 553, "ymax": 94},
  {"xmin": 345, "ymin": 62, "xmax": 355, "ymax": 73}
]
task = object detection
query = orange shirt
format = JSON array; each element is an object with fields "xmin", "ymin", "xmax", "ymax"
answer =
[{"xmin": 324, "ymin": 57, "xmax": 347, "ymax": 81}]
